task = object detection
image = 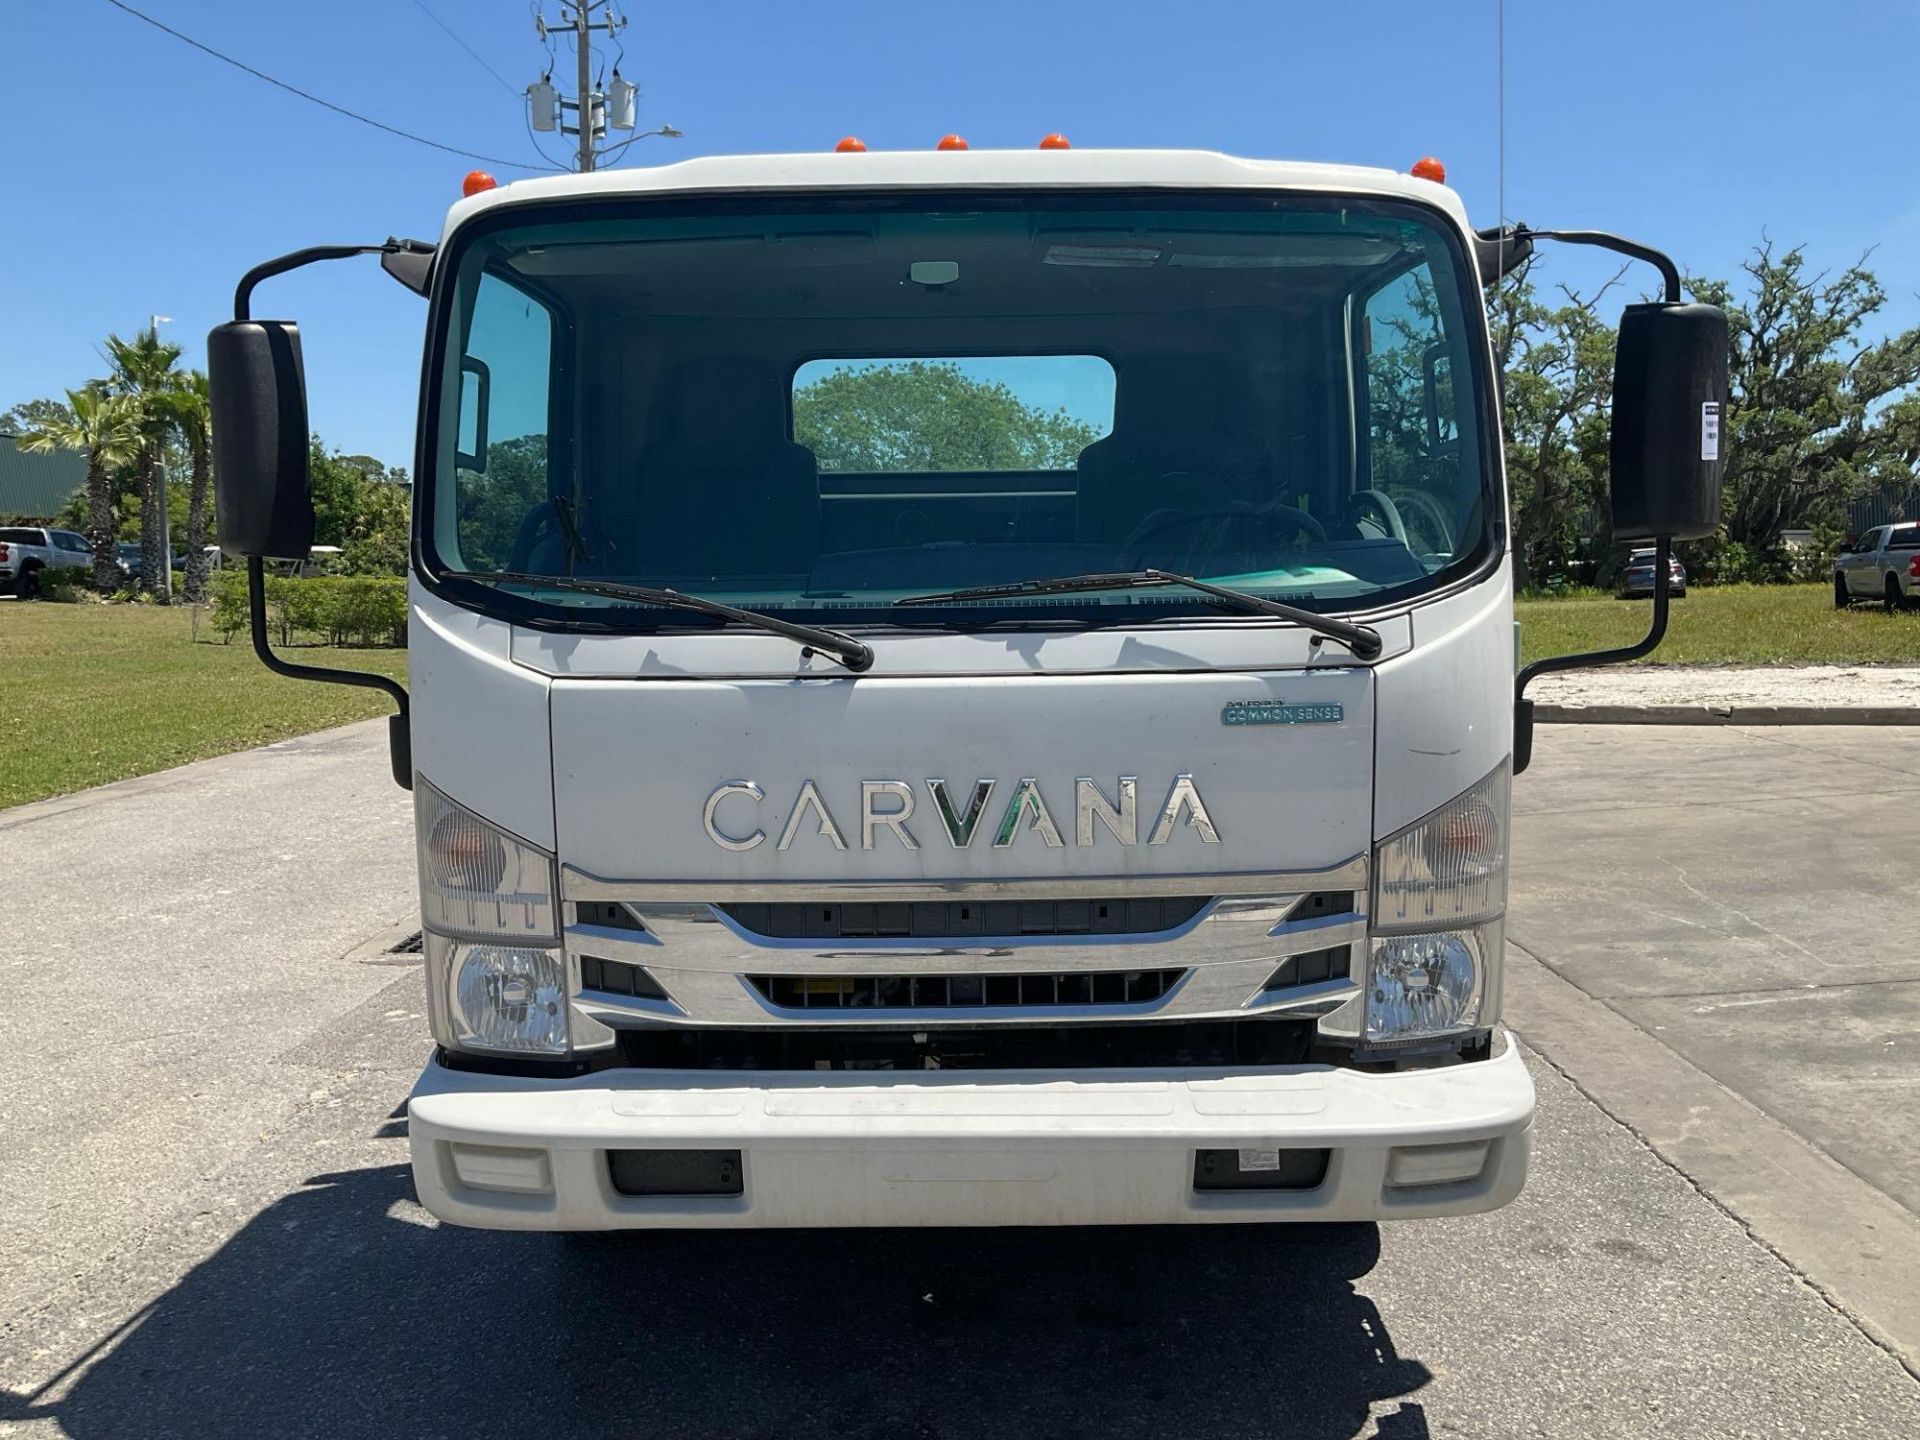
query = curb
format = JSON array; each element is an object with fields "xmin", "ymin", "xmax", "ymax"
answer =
[{"xmin": 1536, "ymin": 703, "xmax": 1920, "ymax": 726}]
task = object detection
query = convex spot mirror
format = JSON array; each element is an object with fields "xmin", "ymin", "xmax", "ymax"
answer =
[
  {"xmin": 208, "ymin": 319, "xmax": 315, "ymax": 560},
  {"xmin": 1609, "ymin": 302, "xmax": 1730, "ymax": 542}
]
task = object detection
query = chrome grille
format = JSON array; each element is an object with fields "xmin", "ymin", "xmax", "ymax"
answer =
[
  {"xmin": 720, "ymin": 896, "xmax": 1208, "ymax": 940},
  {"xmin": 560, "ymin": 861, "xmax": 1370, "ymax": 1033}
]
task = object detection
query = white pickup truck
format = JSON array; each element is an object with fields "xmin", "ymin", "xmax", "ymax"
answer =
[
  {"xmin": 0, "ymin": 526, "xmax": 95, "ymax": 598},
  {"xmin": 1834, "ymin": 521, "xmax": 1920, "ymax": 611}
]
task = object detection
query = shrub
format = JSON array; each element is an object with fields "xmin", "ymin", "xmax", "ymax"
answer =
[
  {"xmin": 204, "ymin": 570, "xmax": 405, "ymax": 647},
  {"xmin": 210, "ymin": 569, "xmax": 249, "ymax": 642},
  {"xmin": 1708, "ymin": 540, "xmax": 1790, "ymax": 586},
  {"xmin": 34, "ymin": 565, "xmax": 92, "ymax": 602},
  {"xmin": 1791, "ymin": 522, "xmax": 1846, "ymax": 584}
]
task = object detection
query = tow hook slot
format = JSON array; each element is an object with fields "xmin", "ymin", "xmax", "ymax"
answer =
[
  {"xmin": 608, "ymin": 1148, "xmax": 744, "ymax": 1197},
  {"xmin": 1193, "ymin": 1147, "xmax": 1329, "ymax": 1192}
]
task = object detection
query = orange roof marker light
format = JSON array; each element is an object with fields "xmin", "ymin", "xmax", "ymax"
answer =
[
  {"xmin": 463, "ymin": 170, "xmax": 498, "ymax": 197},
  {"xmin": 1410, "ymin": 156, "xmax": 1447, "ymax": 183},
  {"xmin": 936, "ymin": 134, "xmax": 969, "ymax": 151},
  {"xmin": 835, "ymin": 136, "xmax": 868, "ymax": 153},
  {"xmin": 1038, "ymin": 133, "xmax": 1071, "ymax": 150}
]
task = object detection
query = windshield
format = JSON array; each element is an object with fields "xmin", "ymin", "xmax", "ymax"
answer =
[{"xmin": 425, "ymin": 192, "xmax": 1494, "ymax": 628}]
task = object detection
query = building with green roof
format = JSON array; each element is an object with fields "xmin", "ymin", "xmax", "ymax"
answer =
[{"xmin": 0, "ymin": 435, "xmax": 88, "ymax": 523}]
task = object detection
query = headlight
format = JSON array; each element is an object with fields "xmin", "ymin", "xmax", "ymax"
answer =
[
  {"xmin": 1366, "ymin": 922, "xmax": 1499, "ymax": 1041},
  {"xmin": 417, "ymin": 780, "xmax": 568, "ymax": 1056},
  {"xmin": 435, "ymin": 937, "xmax": 569, "ymax": 1054},
  {"xmin": 1365, "ymin": 764, "xmax": 1510, "ymax": 1047},
  {"xmin": 416, "ymin": 779, "xmax": 557, "ymax": 943}
]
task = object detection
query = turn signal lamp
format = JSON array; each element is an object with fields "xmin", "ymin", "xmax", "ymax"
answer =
[
  {"xmin": 936, "ymin": 134, "xmax": 969, "ymax": 150},
  {"xmin": 1039, "ymin": 133, "xmax": 1071, "ymax": 149},
  {"xmin": 1410, "ymin": 156, "xmax": 1447, "ymax": 183},
  {"xmin": 463, "ymin": 170, "xmax": 498, "ymax": 197},
  {"xmin": 835, "ymin": 136, "xmax": 867, "ymax": 152},
  {"xmin": 416, "ymin": 780, "xmax": 557, "ymax": 943}
]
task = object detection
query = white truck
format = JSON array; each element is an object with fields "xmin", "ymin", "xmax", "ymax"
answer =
[
  {"xmin": 208, "ymin": 144, "xmax": 1727, "ymax": 1230},
  {"xmin": 0, "ymin": 526, "xmax": 95, "ymax": 597},
  {"xmin": 1834, "ymin": 520, "xmax": 1920, "ymax": 610}
]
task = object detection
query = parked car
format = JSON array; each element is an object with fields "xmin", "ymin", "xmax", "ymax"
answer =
[
  {"xmin": 1834, "ymin": 522, "xmax": 1920, "ymax": 610},
  {"xmin": 114, "ymin": 542, "xmax": 188, "ymax": 581},
  {"xmin": 0, "ymin": 526, "xmax": 94, "ymax": 598},
  {"xmin": 1618, "ymin": 547, "xmax": 1687, "ymax": 599}
]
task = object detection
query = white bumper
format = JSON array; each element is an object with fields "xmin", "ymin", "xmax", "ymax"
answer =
[{"xmin": 408, "ymin": 1034, "xmax": 1533, "ymax": 1229}]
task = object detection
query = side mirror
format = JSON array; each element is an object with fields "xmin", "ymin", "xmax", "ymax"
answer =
[
  {"xmin": 208, "ymin": 320, "xmax": 314, "ymax": 560},
  {"xmin": 456, "ymin": 355, "xmax": 491, "ymax": 473},
  {"xmin": 1609, "ymin": 302, "xmax": 1730, "ymax": 541}
]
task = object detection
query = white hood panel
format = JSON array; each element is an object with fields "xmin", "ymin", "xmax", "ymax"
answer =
[{"xmin": 550, "ymin": 669, "xmax": 1373, "ymax": 884}]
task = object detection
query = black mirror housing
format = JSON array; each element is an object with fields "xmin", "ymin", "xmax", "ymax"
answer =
[
  {"xmin": 209, "ymin": 319, "xmax": 315, "ymax": 560},
  {"xmin": 1609, "ymin": 302, "xmax": 1729, "ymax": 541}
]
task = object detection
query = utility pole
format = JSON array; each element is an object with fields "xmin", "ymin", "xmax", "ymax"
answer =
[
  {"xmin": 571, "ymin": 1, "xmax": 599, "ymax": 171},
  {"xmin": 529, "ymin": 2, "xmax": 619, "ymax": 172},
  {"xmin": 151, "ymin": 315, "xmax": 175, "ymax": 603},
  {"xmin": 528, "ymin": 3, "xmax": 679, "ymax": 171}
]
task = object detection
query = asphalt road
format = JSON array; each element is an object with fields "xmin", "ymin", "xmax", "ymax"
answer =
[{"xmin": 2, "ymin": 722, "xmax": 1916, "ymax": 1439}]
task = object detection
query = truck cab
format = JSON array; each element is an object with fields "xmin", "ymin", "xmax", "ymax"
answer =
[{"xmin": 208, "ymin": 146, "xmax": 1728, "ymax": 1230}]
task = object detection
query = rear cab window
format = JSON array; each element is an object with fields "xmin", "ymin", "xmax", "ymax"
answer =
[{"xmin": 790, "ymin": 356, "xmax": 1115, "ymax": 556}]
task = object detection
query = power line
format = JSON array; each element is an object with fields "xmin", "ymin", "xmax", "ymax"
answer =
[
  {"xmin": 410, "ymin": 0, "xmax": 521, "ymax": 99},
  {"xmin": 101, "ymin": 0, "xmax": 559, "ymax": 172}
]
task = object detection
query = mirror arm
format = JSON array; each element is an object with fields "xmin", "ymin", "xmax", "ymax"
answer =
[
  {"xmin": 247, "ymin": 557, "xmax": 412, "ymax": 788},
  {"xmin": 1512, "ymin": 537, "xmax": 1672, "ymax": 775},
  {"xmin": 233, "ymin": 239, "xmax": 434, "ymax": 321},
  {"xmin": 1504, "ymin": 226, "xmax": 1683, "ymax": 304}
]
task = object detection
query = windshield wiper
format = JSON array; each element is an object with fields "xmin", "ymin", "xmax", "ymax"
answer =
[
  {"xmin": 897, "ymin": 568, "xmax": 1383, "ymax": 661},
  {"xmin": 452, "ymin": 570, "xmax": 874, "ymax": 673}
]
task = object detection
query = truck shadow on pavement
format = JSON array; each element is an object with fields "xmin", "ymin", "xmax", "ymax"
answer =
[{"xmin": 3, "ymin": 1161, "xmax": 1432, "ymax": 1440}]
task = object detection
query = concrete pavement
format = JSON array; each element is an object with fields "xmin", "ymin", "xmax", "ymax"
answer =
[
  {"xmin": 1, "ymin": 721, "xmax": 1916, "ymax": 1438},
  {"xmin": 1510, "ymin": 726, "xmax": 1920, "ymax": 1211},
  {"xmin": 1506, "ymin": 724, "xmax": 1920, "ymax": 1374}
]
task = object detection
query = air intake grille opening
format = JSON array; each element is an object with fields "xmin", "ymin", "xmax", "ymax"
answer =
[
  {"xmin": 574, "ymin": 901, "xmax": 649, "ymax": 932},
  {"xmin": 580, "ymin": 955, "xmax": 670, "ymax": 1000},
  {"xmin": 1260, "ymin": 945, "xmax": 1351, "ymax": 993},
  {"xmin": 720, "ymin": 897, "xmax": 1208, "ymax": 941},
  {"xmin": 1289, "ymin": 891, "xmax": 1356, "ymax": 920},
  {"xmin": 749, "ymin": 969, "xmax": 1185, "ymax": 1010}
]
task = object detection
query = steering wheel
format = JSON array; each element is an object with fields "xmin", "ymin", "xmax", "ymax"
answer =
[
  {"xmin": 1122, "ymin": 492, "xmax": 1327, "ymax": 563},
  {"xmin": 1386, "ymin": 488, "xmax": 1457, "ymax": 555},
  {"xmin": 1343, "ymin": 489, "xmax": 1409, "ymax": 547},
  {"xmin": 507, "ymin": 501, "xmax": 559, "ymax": 572}
]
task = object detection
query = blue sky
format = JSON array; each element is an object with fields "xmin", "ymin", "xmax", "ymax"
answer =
[{"xmin": 5, "ymin": 1, "xmax": 1918, "ymax": 468}]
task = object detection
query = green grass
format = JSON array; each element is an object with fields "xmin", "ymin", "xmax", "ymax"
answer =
[
  {"xmin": 1518, "ymin": 582, "xmax": 1920, "ymax": 668},
  {"xmin": 0, "ymin": 602, "xmax": 407, "ymax": 810}
]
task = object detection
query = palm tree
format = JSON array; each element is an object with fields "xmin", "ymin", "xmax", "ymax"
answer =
[
  {"xmin": 171, "ymin": 371, "xmax": 215, "ymax": 603},
  {"xmin": 18, "ymin": 388, "xmax": 143, "ymax": 592},
  {"xmin": 103, "ymin": 328, "xmax": 185, "ymax": 601}
]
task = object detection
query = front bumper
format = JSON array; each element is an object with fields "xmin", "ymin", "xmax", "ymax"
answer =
[{"xmin": 408, "ymin": 1031, "xmax": 1534, "ymax": 1229}]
